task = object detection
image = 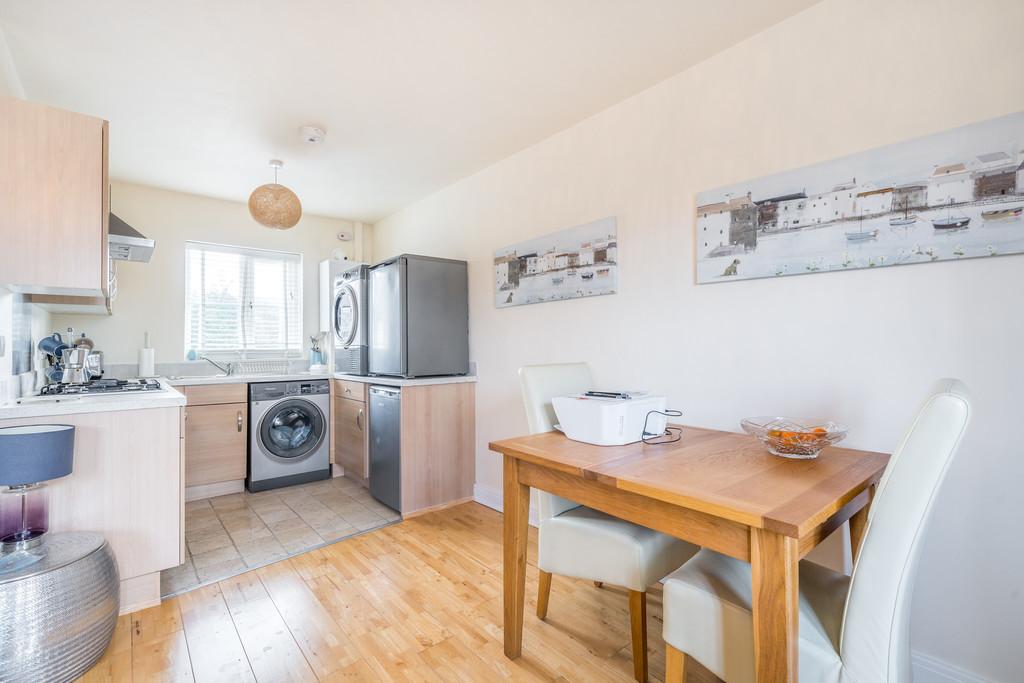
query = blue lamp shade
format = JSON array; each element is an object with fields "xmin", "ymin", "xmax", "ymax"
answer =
[{"xmin": 0, "ymin": 425, "xmax": 75, "ymax": 486}]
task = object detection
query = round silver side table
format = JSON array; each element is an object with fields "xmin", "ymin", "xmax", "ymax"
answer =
[{"xmin": 0, "ymin": 531, "xmax": 119, "ymax": 682}]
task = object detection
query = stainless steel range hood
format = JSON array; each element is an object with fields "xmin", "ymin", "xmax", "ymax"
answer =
[{"xmin": 108, "ymin": 213, "xmax": 155, "ymax": 262}]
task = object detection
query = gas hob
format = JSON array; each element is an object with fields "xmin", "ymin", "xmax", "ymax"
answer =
[{"xmin": 37, "ymin": 378, "xmax": 165, "ymax": 397}]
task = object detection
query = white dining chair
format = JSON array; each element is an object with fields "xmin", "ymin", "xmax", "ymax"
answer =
[
  {"xmin": 661, "ymin": 379, "xmax": 971, "ymax": 683},
  {"xmin": 519, "ymin": 363, "xmax": 699, "ymax": 682}
]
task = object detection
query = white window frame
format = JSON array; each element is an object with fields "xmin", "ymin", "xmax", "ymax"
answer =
[{"xmin": 183, "ymin": 241, "xmax": 303, "ymax": 360}]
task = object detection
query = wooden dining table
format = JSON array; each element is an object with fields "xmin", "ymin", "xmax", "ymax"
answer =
[{"xmin": 489, "ymin": 425, "xmax": 889, "ymax": 682}]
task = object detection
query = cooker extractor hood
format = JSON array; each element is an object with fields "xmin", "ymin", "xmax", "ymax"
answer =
[{"xmin": 108, "ymin": 213, "xmax": 155, "ymax": 262}]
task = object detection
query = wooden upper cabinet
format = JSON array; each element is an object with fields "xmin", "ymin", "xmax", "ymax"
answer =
[{"xmin": 0, "ymin": 96, "xmax": 109, "ymax": 295}]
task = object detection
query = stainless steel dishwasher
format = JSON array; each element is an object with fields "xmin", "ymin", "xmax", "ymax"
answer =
[{"xmin": 368, "ymin": 385, "xmax": 401, "ymax": 512}]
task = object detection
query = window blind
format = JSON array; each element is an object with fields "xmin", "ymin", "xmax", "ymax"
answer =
[{"xmin": 184, "ymin": 241, "xmax": 303, "ymax": 359}]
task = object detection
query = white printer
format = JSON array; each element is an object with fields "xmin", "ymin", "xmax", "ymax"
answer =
[{"xmin": 551, "ymin": 392, "xmax": 668, "ymax": 446}]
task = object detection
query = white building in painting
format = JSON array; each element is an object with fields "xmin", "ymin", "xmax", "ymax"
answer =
[
  {"xmin": 494, "ymin": 256, "xmax": 517, "ymax": 289},
  {"xmin": 578, "ymin": 247, "xmax": 595, "ymax": 266},
  {"xmin": 927, "ymin": 162, "xmax": 973, "ymax": 206},
  {"xmin": 696, "ymin": 201, "xmax": 730, "ymax": 252},
  {"xmin": 803, "ymin": 181, "xmax": 856, "ymax": 225},
  {"xmin": 776, "ymin": 195, "xmax": 807, "ymax": 228},
  {"xmin": 855, "ymin": 185, "xmax": 894, "ymax": 216}
]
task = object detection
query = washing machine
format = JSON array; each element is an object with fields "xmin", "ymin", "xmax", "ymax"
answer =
[
  {"xmin": 247, "ymin": 379, "xmax": 331, "ymax": 492},
  {"xmin": 333, "ymin": 263, "xmax": 369, "ymax": 375}
]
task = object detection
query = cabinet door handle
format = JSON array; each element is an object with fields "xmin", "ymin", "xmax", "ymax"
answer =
[
  {"xmin": 236, "ymin": 411, "xmax": 243, "ymax": 432},
  {"xmin": 356, "ymin": 408, "xmax": 364, "ymax": 431}
]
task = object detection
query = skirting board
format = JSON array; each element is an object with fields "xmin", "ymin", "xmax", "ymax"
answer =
[
  {"xmin": 473, "ymin": 482, "xmax": 538, "ymax": 528},
  {"xmin": 185, "ymin": 479, "xmax": 244, "ymax": 502},
  {"xmin": 120, "ymin": 572, "xmax": 161, "ymax": 615},
  {"xmin": 911, "ymin": 652, "xmax": 995, "ymax": 683},
  {"xmin": 472, "ymin": 481, "xmax": 993, "ymax": 683}
]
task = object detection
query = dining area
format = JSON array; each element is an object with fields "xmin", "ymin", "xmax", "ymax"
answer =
[{"xmin": 489, "ymin": 363, "xmax": 970, "ymax": 682}]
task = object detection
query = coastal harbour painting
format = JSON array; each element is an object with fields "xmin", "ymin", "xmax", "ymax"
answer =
[
  {"xmin": 494, "ymin": 216, "xmax": 618, "ymax": 307},
  {"xmin": 695, "ymin": 112, "xmax": 1024, "ymax": 284}
]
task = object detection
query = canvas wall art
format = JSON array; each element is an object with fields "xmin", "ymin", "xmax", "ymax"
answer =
[
  {"xmin": 695, "ymin": 112, "xmax": 1024, "ymax": 284},
  {"xmin": 494, "ymin": 216, "xmax": 617, "ymax": 307}
]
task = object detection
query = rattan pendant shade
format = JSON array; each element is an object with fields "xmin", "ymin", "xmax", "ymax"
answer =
[{"xmin": 249, "ymin": 160, "xmax": 302, "ymax": 229}]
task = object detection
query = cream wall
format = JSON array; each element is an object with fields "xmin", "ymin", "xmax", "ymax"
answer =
[
  {"xmin": 373, "ymin": 0, "xmax": 1023, "ymax": 679},
  {"xmin": 53, "ymin": 181, "xmax": 366, "ymax": 364},
  {"xmin": 0, "ymin": 24, "xmax": 22, "ymax": 97}
]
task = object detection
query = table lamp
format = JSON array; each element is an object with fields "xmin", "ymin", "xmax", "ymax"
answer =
[{"xmin": 0, "ymin": 425, "xmax": 75, "ymax": 552}]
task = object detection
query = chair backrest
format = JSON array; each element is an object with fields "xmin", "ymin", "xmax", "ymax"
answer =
[
  {"xmin": 518, "ymin": 363, "xmax": 592, "ymax": 520},
  {"xmin": 839, "ymin": 379, "xmax": 971, "ymax": 682}
]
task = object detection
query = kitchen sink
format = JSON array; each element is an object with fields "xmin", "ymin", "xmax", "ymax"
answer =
[{"xmin": 165, "ymin": 374, "xmax": 230, "ymax": 380}]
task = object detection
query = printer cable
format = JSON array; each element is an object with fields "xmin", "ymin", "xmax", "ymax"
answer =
[{"xmin": 642, "ymin": 409, "xmax": 683, "ymax": 445}]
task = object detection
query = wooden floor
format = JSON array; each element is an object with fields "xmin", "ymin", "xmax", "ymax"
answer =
[{"xmin": 79, "ymin": 502, "xmax": 715, "ymax": 682}]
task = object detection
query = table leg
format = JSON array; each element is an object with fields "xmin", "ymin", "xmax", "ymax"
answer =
[
  {"xmin": 503, "ymin": 455, "xmax": 530, "ymax": 658},
  {"xmin": 751, "ymin": 528, "xmax": 799, "ymax": 682},
  {"xmin": 848, "ymin": 484, "xmax": 875, "ymax": 563}
]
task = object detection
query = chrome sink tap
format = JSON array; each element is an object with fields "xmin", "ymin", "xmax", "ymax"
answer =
[{"xmin": 199, "ymin": 355, "xmax": 234, "ymax": 376}]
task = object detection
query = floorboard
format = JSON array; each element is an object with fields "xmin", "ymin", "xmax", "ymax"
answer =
[{"xmin": 79, "ymin": 502, "xmax": 718, "ymax": 682}]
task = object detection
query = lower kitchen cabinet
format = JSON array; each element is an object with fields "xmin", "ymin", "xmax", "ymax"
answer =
[
  {"xmin": 334, "ymin": 392, "xmax": 367, "ymax": 479},
  {"xmin": 184, "ymin": 402, "xmax": 247, "ymax": 487},
  {"xmin": 330, "ymin": 377, "xmax": 476, "ymax": 515},
  {"xmin": 182, "ymin": 383, "xmax": 248, "ymax": 495},
  {"xmin": 0, "ymin": 407, "xmax": 183, "ymax": 614},
  {"xmin": 399, "ymin": 382, "xmax": 475, "ymax": 516}
]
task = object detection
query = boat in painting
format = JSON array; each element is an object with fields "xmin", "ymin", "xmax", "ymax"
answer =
[
  {"xmin": 982, "ymin": 207, "xmax": 1023, "ymax": 222},
  {"xmin": 932, "ymin": 215, "xmax": 971, "ymax": 230},
  {"xmin": 846, "ymin": 212, "xmax": 878, "ymax": 241},
  {"xmin": 845, "ymin": 228, "xmax": 879, "ymax": 242},
  {"xmin": 933, "ymin": 200, "xmax": 971, "ymax": 230},
  {"xmin": 889, "ymin": 199, "xmax": 917, "ymax": 226},
  {"xmin": 581, "ymin": 270, "xmax": 595, "ymax": 280}
]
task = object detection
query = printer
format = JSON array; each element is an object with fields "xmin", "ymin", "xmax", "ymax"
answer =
[{"xmin": 551, "ymin": 392, "xmax": 668, "ymax": 446}]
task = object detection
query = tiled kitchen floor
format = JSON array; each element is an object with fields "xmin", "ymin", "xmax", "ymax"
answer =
[{"xmin": 161, "ymin": 474, "xmax": 399, "ymax": 597}]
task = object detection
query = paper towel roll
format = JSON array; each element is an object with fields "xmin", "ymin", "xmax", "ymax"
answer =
[{"xmin": 139, "ymin": 332, "xmax": 155, "ymax": 377}]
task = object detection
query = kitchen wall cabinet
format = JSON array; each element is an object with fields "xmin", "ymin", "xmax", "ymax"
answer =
[
  {"xmin": 0, "ymin": 96, "xmax": 109, "ymax": 296},
  {"xmin": 182, "ymin": 383, "xmax": 247, "ymax": 497},
  {"xmin": 332, "ymin": 379, "xmax": 368, "ymax": 480}
]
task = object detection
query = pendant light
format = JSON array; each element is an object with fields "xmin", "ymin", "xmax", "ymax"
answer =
[{"xmin": 248, "ymin": 159, "xmax": 302, "ymax": 230}]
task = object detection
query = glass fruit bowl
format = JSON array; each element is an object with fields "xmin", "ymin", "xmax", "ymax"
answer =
[{"xmin": 740, "ymin": 417, "xmax": 848, "ymax": 459}]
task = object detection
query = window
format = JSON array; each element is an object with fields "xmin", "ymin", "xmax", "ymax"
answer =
[{"xmin": 184, "ymin": 241, "xmax": 302, "ymax": 358}]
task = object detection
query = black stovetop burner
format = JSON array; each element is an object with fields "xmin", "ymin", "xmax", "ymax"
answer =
[{"xmin": 39, "ymin": 378, "xmax": 164, "ymax": 396}]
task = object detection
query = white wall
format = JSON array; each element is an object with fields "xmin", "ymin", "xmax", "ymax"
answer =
[
  {"xmin": 373, "ymin": 0, "xmax": 1024, "ymax": 680},
  {"xmin": 52, "ymin": 181, "xmax": 367, "ymax": 364},
  {"xmin": 0, "ymin": 23, "xmax": 23, "ymax": 98}
]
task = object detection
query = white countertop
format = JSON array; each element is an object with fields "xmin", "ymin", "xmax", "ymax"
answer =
[
  {"xmin": 333, "ymin": 372, "xmax": 477, "ymax": 387},
  {"xmin": 165, "ymin": 371, "xmax": 331, "ymax": 386},
  {"xmin": 0, "ymin": 380, "xmax": 186, "ymax": 420},
  {"xmin": 0, "ymin": 371, "xmax": 476, "ymax": 420}
]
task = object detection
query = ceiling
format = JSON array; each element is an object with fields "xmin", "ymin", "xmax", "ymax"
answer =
[{"xmin": 0, "ymin": 1, "xmax": 817, "ymax": 222}]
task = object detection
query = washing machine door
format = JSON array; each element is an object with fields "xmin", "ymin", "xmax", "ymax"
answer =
[
  {"xmin": 334, "ymin": 283, "xmax": 359, "ymax": 348},
  {"xmin": 259, "ymin": 399, "xmax": 326, "ymax": 460}
]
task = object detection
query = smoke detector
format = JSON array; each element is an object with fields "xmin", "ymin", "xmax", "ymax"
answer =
[{"xmin": 299, "ymin": 125, "xmax": 326, "ymax": 144}]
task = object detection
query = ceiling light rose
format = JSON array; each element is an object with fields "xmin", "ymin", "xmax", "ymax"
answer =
[{"xmin": 249, "ymin": 159, "xmax": 302, "ymax": 230}]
